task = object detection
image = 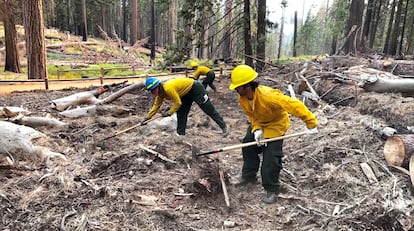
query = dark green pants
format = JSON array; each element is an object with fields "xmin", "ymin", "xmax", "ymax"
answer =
[
  {"xmin": 241, "ymin": 125, "xmax": 283, "ymax": 193},
  {"xmin": 176, "ymin": 82, "xmax": 226, "ymax": 135},
  {"xmin": 202, "ymin": 71, "xmax": 216, "ymax": 92}
]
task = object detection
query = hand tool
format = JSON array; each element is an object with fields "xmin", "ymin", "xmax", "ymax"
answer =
[
  {"xmin": 192, "ymin": 131, "xmax": 307, "ymax": 160},
  {"xmin": 100, "ymin": 114, "xmax": 162, "ymax": 141}
]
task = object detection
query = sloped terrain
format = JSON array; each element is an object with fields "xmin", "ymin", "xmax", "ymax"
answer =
[{"xmin": 1, "ymin": 65, "xmax": 414, "ymax": 231}]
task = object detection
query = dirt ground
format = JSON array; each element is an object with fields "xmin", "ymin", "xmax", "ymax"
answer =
[{"xmin": 1, "ymin": 65, "xmax": 414, "ymax": 231}]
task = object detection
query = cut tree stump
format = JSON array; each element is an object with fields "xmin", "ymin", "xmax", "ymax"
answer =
[{"xmin": 383, "ymin": 134, "xmax": 414, "ymax": 167}]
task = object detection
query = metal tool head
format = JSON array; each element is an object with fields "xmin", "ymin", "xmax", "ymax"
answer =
[
  {"xmin": 183, "ymin": 141, "xmax": 200, "ymax": 162},
  {"xmin": 191, "ymin": 144, "xmax": 201, "ymax": 161}
]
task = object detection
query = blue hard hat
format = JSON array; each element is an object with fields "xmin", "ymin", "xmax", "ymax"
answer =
[{"xmin": 145, "ymin": 77, "xmax": 161, "ymax": 92}]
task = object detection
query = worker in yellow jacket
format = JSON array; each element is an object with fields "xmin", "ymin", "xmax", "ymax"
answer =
[
  {"xmin": 144, "ymin": 77, "xmax": 228, "ymax": 137},
  {"xmin": 189, "ymin": 61, "xmax": 217, "ymax": 92},
  {"xmin": 229, "ymin": 64, "xmax": 318, "ymax": 204}
]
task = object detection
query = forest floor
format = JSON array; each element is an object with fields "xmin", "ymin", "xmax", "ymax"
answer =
[{"xmin": 1, "ymin": 60, "xmax": 414, "ymax": 230}]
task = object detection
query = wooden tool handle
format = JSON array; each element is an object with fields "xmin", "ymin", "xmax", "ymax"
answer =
[
  {"xmin": 196, "ymin": 131, "xmax": 307, "ymax": 156},
  {"xmin": 102, "ymin": 115, "xmax": 162, "ymax": 140}
]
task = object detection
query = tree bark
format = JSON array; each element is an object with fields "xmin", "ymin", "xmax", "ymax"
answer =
[
  {"xmin": 0, "ymin": 0, "xmax": 21, "ymax": 73},
  {"xmin": 383, "ymin": 0, "xmax": 397, "ymax": 54},
  {"xmin": 388, "ymin": 0, "xmax": 404, "ymax": 56},
  {"xmin": 81, "ymin": 0, "xmax": 88, "ymax": 41},
  {"xmin": 256, "ymin": 0, "xmax": 266, "ymax": 71},
  {"xmin": 222, "ymin": 0, "xmax": 233, "ymax": 61},
  {"xmin": 243, "ymin": 0, "xmax": 253, "ymax": 67},
  {"xmin": 130, "ymin": 0, "xmax": 138, "ymax": 45},
  {"xmin": 22, "ymin": 0, "xmax": 47, "ymax": 80},
  {"xmin": 343, "ymin": 0, "xmax": 364, "ymax": 54}
]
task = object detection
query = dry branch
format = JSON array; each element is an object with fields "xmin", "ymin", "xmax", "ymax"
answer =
[
  {"xmin": 219, "ymin": 168, "xmax": 230, "ymax": 207},
  {"xmin": 139, "ymin": 144, "xmax": 176, "ymax": 164},
  {"xmin": 360, "ymin": 162, "xmax": 378, "ymax": 183}
]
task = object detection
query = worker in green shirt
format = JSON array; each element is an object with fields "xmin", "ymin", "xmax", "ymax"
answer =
[
  {"xmin": 143, "ymin": 77, "xmax": 228, "ymax": 137},
  {"xmin": 189, "ymin": 61, "xmax": 217, "ymax": 92}
]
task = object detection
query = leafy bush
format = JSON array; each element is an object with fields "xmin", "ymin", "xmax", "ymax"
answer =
[{"xmin": 159, "ymin": 44, "xmax": 186, "ymax": 69}]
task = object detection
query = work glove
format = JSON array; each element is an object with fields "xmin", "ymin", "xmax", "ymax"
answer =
[
  {"xmin": 161, "ymin": 111, "xmax": 170, "ymax": 117},
  {"xmin": 306, "ymin": 127, "xmax": 318, "ymax": 136},
  {"xmin": 254, "ymin": 129, "xmax": 263, "ymax": 146}
]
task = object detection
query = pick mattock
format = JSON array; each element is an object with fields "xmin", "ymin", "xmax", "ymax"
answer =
[
  {"xmin": 100, "ymin": 115, "xmax": 162, "ymax": 141},
  {"xmin": 192, "ymin": 131, "xmax": 308, "ymax": 161}
]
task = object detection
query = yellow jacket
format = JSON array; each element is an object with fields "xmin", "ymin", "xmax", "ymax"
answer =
[
  {"xmin": 192, "ymin": 66, "xmax": 212, "ymax": 79},
  {"xmin": 146, "ymin": 78, "xmax": 194, "ymax": 118},
  {"xmin": 239, "ymin": 86, "xmax": 318, "ymax": 138}
]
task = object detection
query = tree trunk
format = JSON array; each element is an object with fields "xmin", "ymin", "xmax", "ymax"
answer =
[
  {"xmin": 100, "ymin": 4, "xmax": 107, "ymax": 38},
  {"xmin": 383, "ymin": 0, "xmax": 397, "ymax": 54},
  {"xmin": 81, "ymin": 0, "xmax": 88, "ymax": 41},
  {"xmin": 397, "ymin": 0, "xmax": 409, "ymax": 58},
  {"xmin": 278, "ymin": 2, "xmax": 287, "ymax": 60},
  {"xmin": 222, "ymin": 0, "xmax": 233, "ymax": 61},
  {"xmin": 150, "ymin": 0, "xmax": 155, "ymax": 65},
  {"xmin": 406, "ymin": 0, "xmax": 414, "ymax": 54},
  {"xmin": 244, "ymin": 0, "xmax": 253, "ymax": 67},
  {"xmin": 388, "ymin": 0, "xmax": 403, "ymax": 56},
  {"xmin": 22, "ymin": 0, "xmax": 47, "ymax": 80},
  {"xmin": 1, "ymin": 0, "xmax": 21, "ymax": 73},
  {"xmin": 66, "ymin": 0, "xmax": 74, "ymax": 33},
  {"xmin": 368, "ymin": 0, "xmax": 384, "ymax": 48},
  {"xmin": 256, "ymin": 0, "xmax": 266, "ymax": 71},
  {"xmin": 293, "ymin": 11, "xmax": 298, "ymax": 57},
  {"xmin": 169, "ymin": 0, "xmax": 177, "ymax": 44},
  {"xmin": 343, "ymin": 0, "xmax": 364, "ymax": 54},
  {"xmin": 122, "ymin": 0, "xmax": 127, "ymax": 42},
  {"xmin": 362, "ymin": 0, "xmax": 374, "ymax": 43},
  {"xmin": 130, "ymin": 0, "xmax": 138, "ymax": 45}
]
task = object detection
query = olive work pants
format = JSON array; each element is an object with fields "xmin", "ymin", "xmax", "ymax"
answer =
[
  {"xmin": 202, "ymin": 71, "xmax": 216, "ymax": 92},
  {"xmin": 176, "ymin": 81, "xmax": 226, "ymax": 135},
  {"xmin": 241, "ymin": 125, "xmax": 283, "ymax": 193}
]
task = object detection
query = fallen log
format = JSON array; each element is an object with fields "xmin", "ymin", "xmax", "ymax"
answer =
[
  {"xmin": 358, "ymin": 75, "xmax": 414, "ymax": 93},
  {"xmin": 0, "ymin": 121, "xmax": 66, "ymax": 164},
  {"xmin": 314, "ymin": 75, "xmax": 414, "ymax": 128},
  {"xmin": 0, "ymin": 106, "xmax": 30, "ymax": 118},
  {"xmin": 59, "ymin": 105, "xmax": 131, "ymax": 118},
  {"xmin": 383, "ymin": 134, "xmax": 414, "ymax": 168},
  {"xmin": 50, "ymin": 87, "xmax": 107, "ymax": 111},
  {"xmin": 11, "ymin": 115, "xmax": 66, "ymax": 128},
  {"xmin": 99, "ymin": 81, "xmax": 145, "ymax": 104},
  {"xmin": 344, "ymin": 66, "xmax": 414, "ymax": 93}
]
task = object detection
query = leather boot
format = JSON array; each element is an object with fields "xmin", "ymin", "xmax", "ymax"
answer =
[
  {"xmin": 261, "ymin": 191, "xmax": 277, "ymax": 204},
  {"xmin": 234, "ymin": 177, "xmax": 257, "ymax": 187}
]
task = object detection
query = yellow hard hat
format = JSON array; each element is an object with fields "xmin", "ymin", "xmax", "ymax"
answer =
[
  {"xmin": 229, "ymin": 64, "xmax": 258, "ymax": 90},
  {"xmin": 189, "ymin": 61, "xmax": 198, "ymax": 68}
]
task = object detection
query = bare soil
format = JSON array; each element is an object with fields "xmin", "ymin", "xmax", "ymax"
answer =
[{"xmin": 1, "ymin": 67, "xmax": 413, "ymax": 231}]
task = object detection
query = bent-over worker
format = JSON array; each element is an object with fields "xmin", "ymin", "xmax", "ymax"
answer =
[
  {"xmin": 189, "ymin": 61, "xmax": 217, "ymax": 92},
  {"xmin": 144, "ymin": 77, "xmax": 228, "ymax": 137},
  {"xmin": 229, "ymin": 64, "xmax": 318, "ymax": 204}
]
